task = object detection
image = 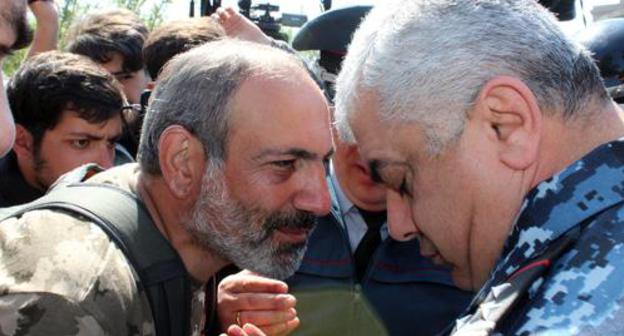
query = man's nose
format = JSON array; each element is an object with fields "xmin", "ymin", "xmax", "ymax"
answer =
[
  {"xmin": 93, "ymin": 146, "xmax": 115, "ymax": 169},
  {"xmin": 386, "ymin": 190, "xmax": 419, "ymax": 241},
  {"xmin": 293, "ymin": 162, "xmax": 331, "ymax": 216}
]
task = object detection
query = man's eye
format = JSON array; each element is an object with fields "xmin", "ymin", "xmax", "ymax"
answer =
[
  {"xmin": 272, "ymin": 160, "xmax": 296, "ymax": 170},
  {"xmin": 71, "ymin": 139, "xmax": 90, "ymax": 149}
]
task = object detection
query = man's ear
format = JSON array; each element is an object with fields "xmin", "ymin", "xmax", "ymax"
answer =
[
  {"xmin": 158, "ymin": 125, "xmax": 205, "ymax": 199},
  {"xmin": 475, "ymin": 76, "xmax": 542, "ymax": 170},
  {"xmin": 12, "ymin": 124, "xmax": 35, "ymax": 161}
]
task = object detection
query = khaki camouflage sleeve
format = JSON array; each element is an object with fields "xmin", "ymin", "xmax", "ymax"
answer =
[
  {"xmin": 0, "ymin": 292, "xmax": 109, "ymax": 335},
  {"xmin": 0, "ymin": 209, "xmax": 154, "ymax": 336}
]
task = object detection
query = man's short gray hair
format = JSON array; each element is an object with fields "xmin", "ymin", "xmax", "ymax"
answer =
[
  {"xmin": 138, "ymin": 39, "xmax": 309, "ymax": 175},
  {"xmin": 335, "ymin": 0, "xmax": 609, "ymax": 154}
]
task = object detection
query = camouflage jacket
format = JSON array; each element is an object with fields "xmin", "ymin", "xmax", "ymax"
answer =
[
  {"xmin": 454, "ymin": 139, "xmax": 624, "ymax": 335},
  {"xmin": 0, "ymin": 164, "xmax": 206, "ymax": 336}
]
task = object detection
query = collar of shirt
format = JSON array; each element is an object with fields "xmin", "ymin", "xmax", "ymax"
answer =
[
  {"xmin": 329, "ymin": 162, "xmax": 388, "ymax": 252},
  {"xmin": 330, "ymin": 163, "xmax": 357, "ymax": 218}
]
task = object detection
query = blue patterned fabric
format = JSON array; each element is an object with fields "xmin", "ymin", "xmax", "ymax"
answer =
[{"xmin": 458, "ymin": 138, "xmax": 624, "ymax": 335}]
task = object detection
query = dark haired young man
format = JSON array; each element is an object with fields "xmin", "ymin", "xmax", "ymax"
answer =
[
  {"xmin": 0, "ymin": 51, "xmax": 125, "ymax": 207},
  {"xmin": 143, "ymin": 17, "xmax": 225, "ymax": 81},
  {"xmin": 66, "ymin": 8, "xmax": 149, "ymax": 156},
  {"xmin": 66, "ymin": 8, "xmax": 148, "ymax": 105}
]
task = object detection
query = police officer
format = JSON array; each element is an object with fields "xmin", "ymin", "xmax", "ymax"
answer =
[{"xmin": 335, "ymin": 0, "xmax": 624, "ymax": 334}]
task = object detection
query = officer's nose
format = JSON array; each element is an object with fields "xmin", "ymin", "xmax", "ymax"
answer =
[
  {"xmin": 293, "ymin": 162, "xmax": 331, "ymax": 216},
  {"xmin": 386, "ymin": 190, "xmax": 419, "ymax": 241}
]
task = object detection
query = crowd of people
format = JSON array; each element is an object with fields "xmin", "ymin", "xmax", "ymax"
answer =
[{"xmin": 1, "ymin": 0, "xmax": 624, "ymax": 335}]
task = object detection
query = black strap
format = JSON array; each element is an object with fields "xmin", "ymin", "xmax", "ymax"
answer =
[
  {"xmin": 203, "ymin": 264, "xmax": 241, "ymax": 336},
  {"xmin": 3, "ymin": 182, "xmax": 191, "ymax": 336}
]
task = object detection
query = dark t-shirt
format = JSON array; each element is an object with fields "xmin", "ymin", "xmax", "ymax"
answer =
[{"xmin": 0, "ymin": 151, "xmax": 43, "ymax": 207}]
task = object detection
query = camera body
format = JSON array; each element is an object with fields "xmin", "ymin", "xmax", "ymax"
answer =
[
  {"xmin": 238, "ymin": 0, "xmax": 307, "ymax": 41},
  {"xmin": 193, "ymin": 0, "xmax": 308, "ymax": 41}
]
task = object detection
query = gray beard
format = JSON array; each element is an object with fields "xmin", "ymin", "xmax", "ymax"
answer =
[{"xmin": 186, "ymin": 164, "xmax": 316, "ymax": 280}]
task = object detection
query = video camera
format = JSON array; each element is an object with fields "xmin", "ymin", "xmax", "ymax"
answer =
[
  {"xmin": 239, "ymin": 1, "xmax": 308, "ymax": 41},
  {"xmin": 190, "ymin": 0, "xmax": 308, "ymax": 41},
  {"xmin": 239, "ymin": 1, "xmax": 281, "ymax": 39}
]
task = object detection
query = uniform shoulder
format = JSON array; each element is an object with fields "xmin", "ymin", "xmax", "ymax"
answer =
[{"xmin": 509, "ymin": 206, "xmax": 624, "ymax": 334}]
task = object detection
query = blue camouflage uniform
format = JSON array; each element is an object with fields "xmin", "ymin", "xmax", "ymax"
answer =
[
  {"xmin": 453, "ymin": 138, "xmax": 624, "ymax": 335},
  {"xmin": 287, "ymin": 173, "xmax": 473, "ymax": 336}
]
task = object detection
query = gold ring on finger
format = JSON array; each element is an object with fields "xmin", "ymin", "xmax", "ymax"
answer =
[{"xmin": 236, "ymin": 311, "xmax": 242, "ymax": 326}]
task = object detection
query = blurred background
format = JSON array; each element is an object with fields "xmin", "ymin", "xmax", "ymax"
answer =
[{"xmin": 4, "ymin": 0, "xmax": 623, "ymax": 75}]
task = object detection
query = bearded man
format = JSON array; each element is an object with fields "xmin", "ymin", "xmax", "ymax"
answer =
[{"xmin": 0, "ymin": 39, "xmax": 332, "ymax": 336}]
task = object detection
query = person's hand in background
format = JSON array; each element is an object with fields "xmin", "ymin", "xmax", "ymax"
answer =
[
  {"xmin": 218, "ymin": 270, "xmax": 299, "ymax": 335},
  {"xmin": 212, "ymin": 7, "xmax": 272, "ymax": 45},
  {"xmin": 27, "ymin": 0, "xmax": 59, "ymax": 57}
]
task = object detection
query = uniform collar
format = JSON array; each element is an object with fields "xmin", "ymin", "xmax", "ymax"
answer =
[{"xmin": 483, "ymin": 138, "xmax": 624, "ymax": 292}]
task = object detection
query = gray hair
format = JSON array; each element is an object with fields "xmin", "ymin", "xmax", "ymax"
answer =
[
  {"xmin": 335, "ymin": 0, "xmax": 609, "ymax": 154},
  {"xmin": 138, "ymin": 39, "xmax": 309, "ymax": 175}
]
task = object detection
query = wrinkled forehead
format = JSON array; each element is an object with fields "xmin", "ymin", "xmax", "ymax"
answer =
[
  {"xmin": 228, "ymin": 70, "xmax": 332, "ymax": 148},
  {"xmin": 345, "ymin": 90, "xmax": 421, "ymax": 164}
]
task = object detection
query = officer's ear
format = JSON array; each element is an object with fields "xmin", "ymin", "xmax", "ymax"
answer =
[
  {"xmin": 12, "ymin": 124, "xmax": 35, "ymax": 162},
  {"xmin": 474, "ymin": 76, "xmax": 542, "ymax": 171},
  {"xmin": 158, "ymin": 125, "xmax": 205, "ymax": 199}
]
